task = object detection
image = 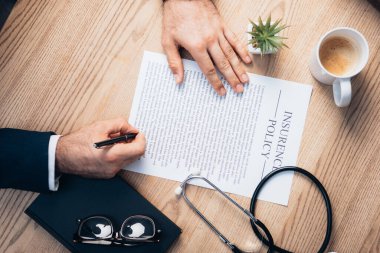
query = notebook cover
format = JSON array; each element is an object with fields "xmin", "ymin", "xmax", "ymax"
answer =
[
  {"xmin": 25, "ymin": 175, "xmax": 181, "ymax": 253},
  {"xmin": 0, "ymin": 0, "xmax": 17, "ymax": 31}
]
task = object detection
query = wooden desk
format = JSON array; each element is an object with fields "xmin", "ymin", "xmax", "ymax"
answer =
[{"xmin": 0, "ymin": 0, "xmax": 379, "ymax": 252}]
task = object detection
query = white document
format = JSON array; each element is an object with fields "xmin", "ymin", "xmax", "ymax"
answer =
[{"xmin": 127, "ymin": 51, "xmax": 312, "ymax": 206}]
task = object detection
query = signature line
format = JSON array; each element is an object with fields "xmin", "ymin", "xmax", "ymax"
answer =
[{"xmin": 274, "ymin": 90, "xmax": 282, "ymax": 117}]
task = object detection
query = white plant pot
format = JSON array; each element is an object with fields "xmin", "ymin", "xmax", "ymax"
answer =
[{"xmin": 247, "ymin": 22, "xmax": 278, "ymax": 55}]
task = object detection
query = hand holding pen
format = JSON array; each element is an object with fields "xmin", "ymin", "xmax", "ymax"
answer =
[{"xmin": 55, "ymin": 118, "xmax": 146, "ymax": 179}]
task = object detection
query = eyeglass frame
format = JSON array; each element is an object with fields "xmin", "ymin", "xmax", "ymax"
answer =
[{"xmin": 73, "ymin": 214, "xmax": 161, "ymax": 246}]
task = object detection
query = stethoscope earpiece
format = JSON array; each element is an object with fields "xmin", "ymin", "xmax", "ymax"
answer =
[
  {"xmin": 174, "ymin": 186, "xmax": 183, "ymax": 197},
  {"xmin": 174, "ymin": 168, "xmax": 201, "ymax": 197},
  {"xmin": 190, "ymin": 168, "xmax": 201, "ymax": 176}
]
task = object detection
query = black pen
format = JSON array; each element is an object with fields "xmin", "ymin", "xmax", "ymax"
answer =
[{"xmin": 93, "ymin": 133, "xmax": 138, "ymax": 149}]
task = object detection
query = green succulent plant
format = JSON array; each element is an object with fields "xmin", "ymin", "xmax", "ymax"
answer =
[{"xmin": 248, "ymin": 16, "xmax": 289, "ymax": 55}]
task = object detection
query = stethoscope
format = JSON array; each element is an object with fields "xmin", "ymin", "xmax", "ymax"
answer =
[{"xmin": 175, "ymin": 166, "xmax": 333, "ymax": 253}]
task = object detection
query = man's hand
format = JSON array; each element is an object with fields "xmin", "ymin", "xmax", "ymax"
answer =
[
  {"xmin": 162, "ymin": 0, "xmax": 252, "ymax": 96},
  {"xmin": 56, "ymin": 118, "xmax": 146, "ymax": 179}
]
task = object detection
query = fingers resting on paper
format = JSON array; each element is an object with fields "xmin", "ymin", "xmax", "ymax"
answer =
[{"xmin": 162, "ymin": 0, "xmax": 252, "ymax": 96}]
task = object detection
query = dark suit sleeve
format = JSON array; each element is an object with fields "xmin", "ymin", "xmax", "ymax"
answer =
[{"xmin": 0, "ymin": 128, "xmax": 55, "ymax": 192}]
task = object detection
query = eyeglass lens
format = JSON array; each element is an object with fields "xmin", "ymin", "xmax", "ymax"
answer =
[
  {"xmin": 121, "ymin": 216, "xmax": 155, "ymax": 239},
  {"xmin": 78, "ymin": 217, "xmax": 113, "ymax": 239}
]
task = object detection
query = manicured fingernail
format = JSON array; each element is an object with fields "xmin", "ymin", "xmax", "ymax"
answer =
[
  {"xmin": 219, "ymin": 87, "xmax": 226, "ymax": 96},
  {"xmin": 174, "ymin": 74, "xmax": 181, "ymax": 84},
  {"xmin": 245, "ymin": 55, "xmax": 252, "ymax": 63},
  {"xmin": 236, "ymin": 84, "xmax": 244, "ymax": 93},
  {"xmin": 241, "ymin": 73, "xmax": 249, "ymax": 83}
]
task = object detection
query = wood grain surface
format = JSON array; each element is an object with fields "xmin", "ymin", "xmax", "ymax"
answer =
[{"xmin": 0, "ymin": 0, "xmax": 379, "ymax": 252}]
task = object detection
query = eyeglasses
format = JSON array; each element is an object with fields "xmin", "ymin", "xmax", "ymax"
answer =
[{"xmin": 73, "ymin": 215, "xmax": 161, "ymax": 246}]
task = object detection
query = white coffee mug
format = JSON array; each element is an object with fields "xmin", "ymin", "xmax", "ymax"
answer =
[{"xmin": 309, "ymin": 27, "xmax": 369, "ymax": 107}]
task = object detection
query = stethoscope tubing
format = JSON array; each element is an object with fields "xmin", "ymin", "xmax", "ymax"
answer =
[
  {"xmin": 177, "ymin": 166, "xmax": 332, "ymax": 253},
  {"xmin": 249, "ymin": 166, "xmax": 333, "ymax": 253},
  {"xmin": 179, "ymin": 175, "xmax": 274, "ymax": 252}
]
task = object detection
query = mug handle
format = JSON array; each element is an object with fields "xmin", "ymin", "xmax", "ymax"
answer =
[{"xmin": 333, "ymin": 78, "xmax": 352, "ymax": 107}]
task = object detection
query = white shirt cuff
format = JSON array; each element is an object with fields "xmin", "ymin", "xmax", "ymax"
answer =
[{"xmin": 48, "ymin": 135, "xmax": 61, "ymax": 191}]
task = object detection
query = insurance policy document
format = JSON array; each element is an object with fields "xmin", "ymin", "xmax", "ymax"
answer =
[{"xmin": 127, "ymin": 51, "xmax": 312, "ymax": 205}]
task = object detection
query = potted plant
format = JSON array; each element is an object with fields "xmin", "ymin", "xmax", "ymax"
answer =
[{"xmin": 247, "ymin": 16, "xmax": 289, "ymax": 55}]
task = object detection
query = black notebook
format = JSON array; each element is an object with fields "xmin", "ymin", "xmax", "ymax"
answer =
[{"xmin": 25, "ymin": 175, "xmax": 181, "ymax": 253}]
